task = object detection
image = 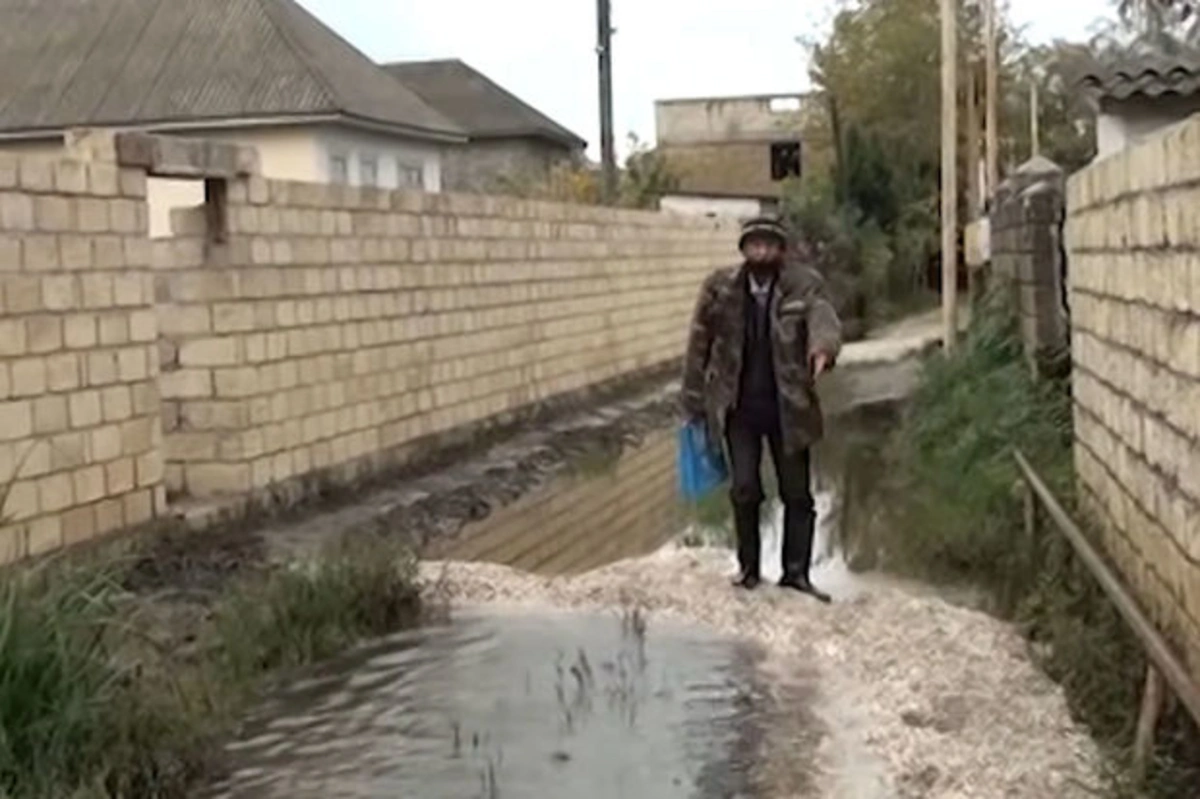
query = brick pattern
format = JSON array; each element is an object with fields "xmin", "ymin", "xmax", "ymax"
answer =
[
  {"xmin": 990, "ymin": 173, "xmax": 1067, "ymax": 362},
  {"xmin": 1065, "ymin": 116, "xmax": 1200, "ymax": 675},
  {"xmin": 0, "ymin": 153, "xmax": 162, "ymax": 564},
  {"xmin": 157, "ymin": 178, "xmax": 735, "ymax": 499}
]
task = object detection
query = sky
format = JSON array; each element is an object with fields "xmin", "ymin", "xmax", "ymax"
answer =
[{"xmin": 299, "ymin": 0, "xmax": 1113, "ymax": 159}]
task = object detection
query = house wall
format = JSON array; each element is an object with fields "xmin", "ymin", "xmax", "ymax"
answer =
[
  {"xmin": 655, "ymin": 95, "xmax": 806, "ymax": 145},
  {"xmin": 1096, "ymin": 96, "xmax": 1200, "ymax": 158},
  {"xmin": 0, "ymin": 134, "xmax": 736, "ymax": 562},
  {"xmin": 1065, "ymin": 114, "xmax": 1200, "ymax": 678},
  {"xmin": 441, "ymin": 138, "xmax": 576, "ymax": 193}
]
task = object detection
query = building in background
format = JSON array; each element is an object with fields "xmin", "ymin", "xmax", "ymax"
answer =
[
  {"xmin": 654, "ymin": 93, "xmax": 816, "ymax": 218},
  {"xmin": 0, "ymin": 0, "xmax": 466, "ymax": 235},
  {"xmin": 384, "ymin": 59, "xmax": 587, "ymax": 192},
  {"xmin": 1080, "ymin": 55, "xmax": 1200, "ymax": 160}
]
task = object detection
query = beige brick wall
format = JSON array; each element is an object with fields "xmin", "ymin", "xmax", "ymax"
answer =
[
  {"xmin": 156, "ymin": 176, "xmax": 735, "ymax": 500},
  {"xmin": 0, "ymin": 130, "xmax": 733, "ymax": 563},
  {"xmin": 0, "ymin": 153, "xmax": 163, "ymax": 564},
  {"xmin": 1065, "ymin": 115, "xmax": 1200, "ymax": 676}
]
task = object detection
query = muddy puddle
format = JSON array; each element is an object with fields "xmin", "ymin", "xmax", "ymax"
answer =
[
  {"xmin": 204, "ymin": 608, "xmax": 814, "ymax": 798},
  {"xmin": 204, "ymin": 351, "xmax": 940, "ymax": 798}
]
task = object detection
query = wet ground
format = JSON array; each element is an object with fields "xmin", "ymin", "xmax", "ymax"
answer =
[
  {"xmin": 204, "ymin": 608, "xmax": 818, "ymax": 799},
  {"xmin": 179, "ymin": 307, "xmax": 1105, "ymax": 798}
]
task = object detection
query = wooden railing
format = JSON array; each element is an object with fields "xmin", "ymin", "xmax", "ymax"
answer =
[{"xmin": 1013, "ymin": 450, "xmax": 1200, "ymax": 784}]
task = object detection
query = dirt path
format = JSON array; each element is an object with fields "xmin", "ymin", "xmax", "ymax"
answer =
[{"xmin": 422, "ymin": 544, "xmax": 1104, "ymax": 799}]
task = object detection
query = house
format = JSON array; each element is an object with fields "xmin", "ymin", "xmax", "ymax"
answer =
[
  {"xmin": 1080, "ymin": 54, "xmax": 1200, "ymax": 159},
  {"xmin": 654, "ymin": 93, "xmax": 817, "ymax": 219},
  {"xmin": 0, "ymin": 0, "xmax": 467, "ymax": 234},
  {"xmin": 384, "ymin": 59, "xmax": 587, "ymax": 192}
]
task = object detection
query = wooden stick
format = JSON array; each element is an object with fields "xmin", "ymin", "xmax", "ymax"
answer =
[{"xmin": 1133, "ymin": 664, "xmax": 1165, "ymax": 786}]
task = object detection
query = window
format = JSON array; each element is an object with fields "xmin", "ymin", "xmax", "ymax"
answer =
[
  {"xmin": 360, "ymin": 154, "xmax": 379, "ymax": 187},
  {"xmin": 329, "ymin": 154, "xmax": 349, "ymax": 184},
  {"xmin": 769, "ymin": 141, "xmax": 801, "ymax": 181},
  {"xmin": 397, "ymin": 160, "xmax": 424, "ymax": 190}
]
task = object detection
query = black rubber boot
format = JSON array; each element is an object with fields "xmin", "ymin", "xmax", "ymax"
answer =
[
  {"xmin": 779, "ymin": 502, "xmax": 831, "ymax": 603},
  {"xmin": 731, "ymin": 502, "xmax": 762, "ymax": 589}
]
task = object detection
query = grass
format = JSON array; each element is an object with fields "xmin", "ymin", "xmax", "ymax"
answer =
[
  {"xmin": 846, "ymin": 291, "xmax": 1200, "ymax": 797},
  {"xmin": 0, "ymin": 532, "xmax": 421, "ymax": 799}
]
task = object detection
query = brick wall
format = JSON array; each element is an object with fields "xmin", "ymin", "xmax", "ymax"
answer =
[
  {"xmin": 0, "ymin": 153, "xmax": 164, "ymax": 563},
  {"xmin": 989, "ymin": 157, "xmax": 1068, "ymax": 367},
  {"xmin": 0, "ymin": 132, "xmax": 735, "ymax": 561},
  {"xmin": 1065, "ymin": 116, "xmax": 1200, "ymax": 675}
]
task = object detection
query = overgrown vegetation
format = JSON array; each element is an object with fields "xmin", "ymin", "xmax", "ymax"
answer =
[
  {"xmin": 0, "ymin": 533, "xmax": 421, "ymax": 799},
  {"xmin": 846, "ymin": 294, "xmax": 1199, "ymax": 797}
]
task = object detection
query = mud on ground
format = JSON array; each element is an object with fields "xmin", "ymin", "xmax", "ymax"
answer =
[{"xmin": 115, "ymin": 383, "xmax": 682, "ymax": 648}]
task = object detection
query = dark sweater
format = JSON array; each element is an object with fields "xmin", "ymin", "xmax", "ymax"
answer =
[{"xmin": 736, "ymin": 274, "xmax": 778, "ymax": 418}]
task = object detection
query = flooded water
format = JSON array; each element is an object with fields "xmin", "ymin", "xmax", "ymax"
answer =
[
  {"xmin": 205, "ymin": 608, "xmax": 815, "ymax": 799},
  {"xmin": 206, "ymin": 351, "xmax": 933, "ymax": 798}
]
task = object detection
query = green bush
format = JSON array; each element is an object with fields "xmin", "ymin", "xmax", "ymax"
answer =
[
  {"xmin": 0, "ymin": 560, "xmax": 206, "ymax": 799},
  {"xmin": 853, "ymin": 293, "xmax": 1200, "ymax": 796},
  {"xmin": 0, "ymin": 533, "xmax": 421, "ymax": 799}
]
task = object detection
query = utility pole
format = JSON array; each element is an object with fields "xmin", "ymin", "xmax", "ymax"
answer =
[
  {"xmin": 940, "ymin": 0, "xmax": 958, "ymax": 351},
  {"xmin": 596, "ymin": 0, "xmax": 617, "ymax": 203},
  {"xmin": 1030, "ymin": 80, "xmax": 1040, "ymax": 158},
  {"xmin": 966, "ymin": 64, "xmax": 981, "ymax": 219},
  {"xmin": 984, "ymin": 0, "xmax": 998, "ymax": 201}
]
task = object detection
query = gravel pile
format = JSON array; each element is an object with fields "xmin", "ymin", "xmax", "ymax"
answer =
[{"xmin": 421, "ymin": 544, "xmax": 1104, "ymax": 798}]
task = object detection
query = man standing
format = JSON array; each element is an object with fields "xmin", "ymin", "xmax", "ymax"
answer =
[{"xmin": 682, "ymin": 216, "xmax": 842, "ymax": 602}]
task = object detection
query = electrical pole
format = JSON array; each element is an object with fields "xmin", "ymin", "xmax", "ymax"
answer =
[
  {"xmin": 1030, "ymin": 80, "xmax": 1040, "ymax": 158},
  {"xmin": 984, "ymin": 0, "xmax": 998, "ymax": 202},
  {"xmin": 940, "ymin": 0, "xmax": 958, "ymax": 351},
  {"xmin": 596, "ymin": 0, "xmax": 617, "ymax": 203},
  {"xmin": 966, "ymin": 64, "xmax": 981, "ymax": 219}
]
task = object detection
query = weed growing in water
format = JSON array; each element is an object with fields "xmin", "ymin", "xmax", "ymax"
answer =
[{"xmin": 0, "ymin": 532, "xmax": 422, "ymax": 799}]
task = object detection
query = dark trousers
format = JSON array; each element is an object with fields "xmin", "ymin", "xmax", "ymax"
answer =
[{"xmin": 725, "ymin": 408, "xmax": 816, "ymax": 580}]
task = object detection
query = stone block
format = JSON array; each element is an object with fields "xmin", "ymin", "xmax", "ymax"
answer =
[
  {"xmin": 69, "ymin": 391, "xmax": 103, "ymax": 429},
  {"xmin": 101, "ymin": 385, "xmax": 133, "ymax": 422},
  {"xmin": 27, "ymin": 516, "xmax": 63, "ymax": 557},
  {"xmin": 37, "ymin": 472, "xmax": 74, "ymax": 514},
  {"xmin": 62, "ymin": 505, "xmax": 97, "ymax": 546},
  {"xmin": 33, "ymin": 395, "xmax": 68, "ymax": 435},
  {"xmin": 73, "ymin": 464, "xmax": 107, "ymax": 505},
  {"xmin": 186, "ymin": 462, "xmax": 251, "ymax": 496},
  {"xmin": 123, "ymin": 488, "xmax": 154, "ymax": 525},
  {"xmin": 105, "ymin": 457, "xmax": 135, "ymax": 495},
  {"xmin": 1, "ymin": 192, "xmax": 35, "ymax": 230},
  {"xmin": 46, "ymin": 353, "xmax": 81, "ymax": 393}
]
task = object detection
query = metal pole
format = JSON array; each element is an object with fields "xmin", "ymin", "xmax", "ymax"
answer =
[
  {"xmin": 596, "ymin": 0, "xmax": 617, "ymax": 203},
  {"xmin": 984, "ymin": 0, "xmax": 999, "ymax": 202},
  {"xmin": 940, "ymin": 0, "xmax": 958, "ymax": 351}
]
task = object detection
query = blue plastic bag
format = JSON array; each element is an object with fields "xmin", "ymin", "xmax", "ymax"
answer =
[{"xmin": 677, "ymin": 420, "xmax": 728, "ymax": 502}]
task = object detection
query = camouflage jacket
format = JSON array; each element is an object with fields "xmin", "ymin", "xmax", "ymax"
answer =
[{"xmin": 681, "ymin": 261, "xmax": 843, "ymax": 454}]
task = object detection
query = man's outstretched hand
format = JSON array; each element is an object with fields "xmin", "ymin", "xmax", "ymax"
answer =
[{"xmin": 809, "ymin": 351, "xmax": 833, "ymax": 378}]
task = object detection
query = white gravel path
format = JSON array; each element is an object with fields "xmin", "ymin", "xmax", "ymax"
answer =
[{"xmin": 421, "ymin": 542, "xmax": 1105, "ymax": 798}]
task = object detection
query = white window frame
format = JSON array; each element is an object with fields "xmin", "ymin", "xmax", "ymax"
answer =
[
  {"xmin": 397, "ymin": 159, "xmax": 424, "ymax": 190},
  {"xmin": 329, "ymin": 152, "xmax": 350, "ymax": 185},
  {"xmin": 360, "ymin": 154, "xmax": 379, "ymax": 188}
]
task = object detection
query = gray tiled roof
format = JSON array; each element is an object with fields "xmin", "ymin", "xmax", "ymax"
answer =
[
  {"xmin": 0, "ymin": 0, "xmax": 465, "ymax": 140},
  {"xmin": 1080, "ymin": 54, "xmax": 1200, "ymax": 100},
  {"xmin": 383, "ymin": 59, "xmax": 585, "ymax": 149}
]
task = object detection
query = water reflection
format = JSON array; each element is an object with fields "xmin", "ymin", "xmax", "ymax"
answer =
[{"xmin": 206, "ymin": 609, "xmax": 797, "ymax": 799}]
